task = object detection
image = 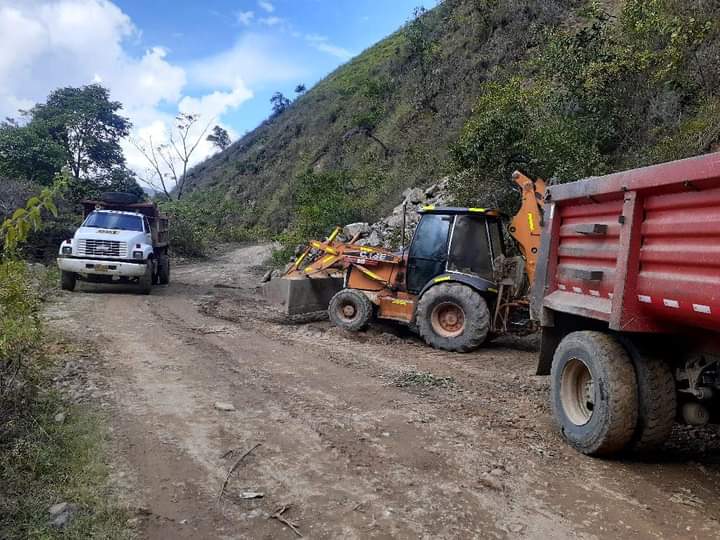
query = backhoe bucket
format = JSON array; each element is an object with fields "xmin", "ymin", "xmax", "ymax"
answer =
[{"xmin": 261, "ymin": 276, "xmax": 344, "ymax": 316}]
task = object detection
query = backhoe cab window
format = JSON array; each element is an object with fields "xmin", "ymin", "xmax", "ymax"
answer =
[
  {"xmin": 83, "ymin": 212, "xmax": 143, "ymax": 232},
  {"xmin": 448, "ymin": 215, "xmax": 494, "ymax": 279},
  {"xmin": 411, "ymin": 214, "xmax": 452, "ymax": 259}
]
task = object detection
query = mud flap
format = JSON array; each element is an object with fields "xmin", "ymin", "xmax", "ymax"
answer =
[{"xmin": 261, "ymin": 277, "xmax": 344, "ymax": 315}]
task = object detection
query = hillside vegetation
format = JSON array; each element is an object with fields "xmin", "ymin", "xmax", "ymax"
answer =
[{"xmin": 186, "ymin": 0, "xmax": 720, "ymax": 243}]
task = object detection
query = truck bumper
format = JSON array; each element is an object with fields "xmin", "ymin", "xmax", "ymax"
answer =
[{"xmin": 57, "ymin": 257, "xmax": 147, "ymax": 278}]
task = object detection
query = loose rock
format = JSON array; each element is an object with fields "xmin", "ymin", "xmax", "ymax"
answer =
[{"xmin": 214, "ymin": 402, "xmax": 236, "ymax": 412}]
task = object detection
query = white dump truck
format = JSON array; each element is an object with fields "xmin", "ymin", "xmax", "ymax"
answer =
[{"xmin": 57, "ymin": 193, "xmax": 170, "ymax": 294}]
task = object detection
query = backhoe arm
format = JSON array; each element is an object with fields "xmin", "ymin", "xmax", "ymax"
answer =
[{"xmin": 509, "ymin": 171, "xmax": 546, "ymax": 285}]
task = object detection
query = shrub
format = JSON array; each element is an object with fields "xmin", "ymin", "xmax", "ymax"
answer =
[
  {"xmin": 0, "ymin": 261, "xmax": 42, "ymax": 402},
  {"xmin": 450, "ymin": 0, "xmax": 720, "ymax": 210},
  {"xmin": 271, "ymin": 169, "xmax": 383, "ymax": 266},
  {"xmin": 159, "ymin": 189, "xmax": 265, "ymax": 257}
]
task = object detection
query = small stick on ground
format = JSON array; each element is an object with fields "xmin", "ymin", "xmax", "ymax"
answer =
[
  {"xmin": 270, "ymin": 505, "xmax": 302, "ymax": 537},
  {"xmin": 217, "ymin": 443, "xmax": 261, "ymax": 502}
]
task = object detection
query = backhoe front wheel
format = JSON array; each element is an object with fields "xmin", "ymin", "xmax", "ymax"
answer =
[
  {"xmin": 329, "ymin": 289, "xmax": 373, "ymax": 331},
  {"xmin": 416, "ymin": 283, "xmax": 489, "ymax": 352},
  {"xmin": 551, "ymin": 331, "xmax": 638, "ymax": 456}
]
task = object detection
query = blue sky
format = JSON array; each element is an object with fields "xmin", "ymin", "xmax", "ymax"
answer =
[
  {"xmin": 117, "ymin": 0, "xmax": 430, "ymax": 134},
  {"xmin": 0, "ymin": 0, "xmax": 431, "ymax": 180}
]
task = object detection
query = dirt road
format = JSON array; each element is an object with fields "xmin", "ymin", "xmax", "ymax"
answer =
[{"xmin": 45, "ymin": 245, "xmax": 720, "ymax": 539}]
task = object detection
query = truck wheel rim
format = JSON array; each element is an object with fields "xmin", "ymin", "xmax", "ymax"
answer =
[
  {"xmin": 560, "ymin": 358, "xmax": 594, "ymax": 426},
  {"xmin": 430, "ymin": 302, "xmax": 465, "ymax": 337}
]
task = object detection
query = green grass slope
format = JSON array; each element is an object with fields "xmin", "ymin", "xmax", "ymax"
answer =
[
  {"xmin": 185, "ymin": 0, "xmax": 720, "ymax": 234},
  {"xmin": 184, "ymin": 0, "xmax": 583, "ymax": 231}
]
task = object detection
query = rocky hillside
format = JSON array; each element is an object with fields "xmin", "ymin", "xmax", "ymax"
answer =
[
  {"xmin": 185, "ymin": 0, "xmax": 720, "ymax": 239},
  {"xmin": 184, "ymin": 0, "xmax": 583, "ymax": 230}
]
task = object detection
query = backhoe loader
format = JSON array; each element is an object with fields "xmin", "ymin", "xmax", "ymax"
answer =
[{"xmin": 262, "ymin": 172, "xmax": 546, "ymax": 352}]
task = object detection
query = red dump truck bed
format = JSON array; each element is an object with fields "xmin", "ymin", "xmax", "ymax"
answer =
[
  {"xmin": 535, "ymin": 152, "xmax": 720, "ymax": 336},
  {"xmin": 534, "ymin": 153, "xmax": 720, "ymax": 457}
]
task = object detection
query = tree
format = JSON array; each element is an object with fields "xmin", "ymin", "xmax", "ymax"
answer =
[
  {"xmin": 270, "ymin": 92, "xmax": 291, "ymax": 116},
  {"xmin": 29, "ymin": 84, "xmax": 131, "ymax": 180},
  {"xmin": 294, "ymin": 84, "xmax": 307, "ymax": 95},
  {"xmin": 0, "ymin": 119, "xmax": 65, "ymax": 185},
  {"xmin": 132, "ymin": 113, "xmax": 212, "ymax": 200},
  {"xmin": 207, "ymin": 125, "xmax": 231, "ymax": 151}
]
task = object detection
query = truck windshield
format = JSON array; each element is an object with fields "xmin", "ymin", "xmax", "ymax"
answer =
[{"xmin": 83, "ymin": 212, "xmax": 143, "ymax": 232}]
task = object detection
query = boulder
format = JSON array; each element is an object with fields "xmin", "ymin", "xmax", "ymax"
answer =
[
  {"xmin": 343, "ymin": 222, "xmax": 370, "ymax": 239},
  {"xmin": 402, "ymin": 187, "xmax": 425, "ymax": 205}
]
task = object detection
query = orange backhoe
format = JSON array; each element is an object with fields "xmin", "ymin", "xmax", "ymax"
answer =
[{"xmin": 263, "ymin": 172, "xmax": 545, "ymax": 352}]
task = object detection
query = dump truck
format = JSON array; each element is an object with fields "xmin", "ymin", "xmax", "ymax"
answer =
[
  {"xmin": 57, "ymin": 193, "xmax": 170, "ymax": 294},
  {"xmin": 263, "ymin": 172, "xmax": 546, "ymax": 351},
  {"xmin": 533, "ymin": 152, "xmax": 720, "ymax": 456}
]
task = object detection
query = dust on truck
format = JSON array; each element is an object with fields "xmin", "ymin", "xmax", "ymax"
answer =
[
  {"xmin": 534, "ymin": 153, "xmax": 720, "ymax": 456},
  {"xmin": 57, "ymin": 194, "xmax": 170, "ymax": 294}
]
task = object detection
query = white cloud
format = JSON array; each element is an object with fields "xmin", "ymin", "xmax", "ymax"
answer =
[
  {"xmin": 178, "ymin": 81, "xmax": 253, "ymax": 119},
  {"xmin": 258, "ymin": 0, "xmax": 274, "ymax": 13},
  {"xmin": 189, "ymin": 33, "xmax": 307, "ymax": 89},
  {"xmin": 0, "ymin": 0, "xmax": 183, "ymax": 121},
  {"xmin": 235, "ymin": 10, "xmax": 254, "ymax": 26},
  {"xmin": 0, "ymin": 0, "xmax": 306, "ymax": 182},
  {"xmin": 304, "ymin": 34, "xmax": 353, "ymax": 61},
  {"xmin": 260, "ymin": 16, "xmax": 283, "ymax": 27}
]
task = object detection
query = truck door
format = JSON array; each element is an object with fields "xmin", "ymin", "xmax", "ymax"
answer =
[{"xmin": 406, "ymin": 214, "xmax": 452, "ymax": 294}]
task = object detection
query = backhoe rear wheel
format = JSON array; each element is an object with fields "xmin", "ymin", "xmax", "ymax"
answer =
[
  {"xmin": 416, "ymin": 283, "xmax": 489, "ymax": 352},
  {"xmin": 329, "ymin": 289, "xmax": 373, "ymax": 331},
  {"xmin": 551, "ymin": 331, "xmax": 638, "ymax": 456}
]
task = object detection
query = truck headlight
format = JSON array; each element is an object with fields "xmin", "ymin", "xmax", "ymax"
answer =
[
  {"xmin": 133, "ymin": 251, "xmax": 144, "ymax": 260},
  {"xmin": 61, "ymin": 246, "xmax": 72, "ymax": 255}
]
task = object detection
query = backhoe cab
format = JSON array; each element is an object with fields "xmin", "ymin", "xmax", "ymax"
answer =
[{"xmin": 262, "ymin": 171, "xmax": 545, "ymax": 352}]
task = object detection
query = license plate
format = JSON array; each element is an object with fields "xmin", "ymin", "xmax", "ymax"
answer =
[{"xmin": 95, "ymin": 264, "xmax": 108, "ymax": 272}]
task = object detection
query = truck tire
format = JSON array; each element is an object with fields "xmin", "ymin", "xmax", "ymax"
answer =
[
  {"xmin": 138, "ymin": 262, "xmax": 153, "ymax": 295},
  {"xmin": 416, "ymin": 283, "xmax": 489, "ymax": 352},
  {"xmin": 621, "ymin": 343, "xmax": 677, "ymax": 454},
  {"xmin": 329, "ymin": 289, "xmax": 373, "ymax": 331},
  {"xmin": 551, "ymin": 331, "xmax": 638, "ymax": 456},
  {"xmin": 158, "ymin": 253, "xmax": 170, "ymax": 285},
  {"xmin": 61, "ymin": 271, "xmax": 76, "ymax": 292},
  {"xmin": 100, "ymin": 192, "xmax": 139, "ymax": 205}
]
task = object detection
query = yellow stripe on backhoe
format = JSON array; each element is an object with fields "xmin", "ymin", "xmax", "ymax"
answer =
[
  {"xmin": 434, "ymin": 276, "xmax": 451, "ymax": 283},
  {"xmin": 356, "ymin": 265, "xmax": 384, "ymax": 282},
  {"xmin": 528, "ymin": 212, "xmax": 535, "ymax": 232},
  {"xmin": 293, "ymin": 252, "xmax": 307, "ymax": 269},
  {"xmin": 328, "ymin": 227, "xmax": 340, "ymax": 242}
]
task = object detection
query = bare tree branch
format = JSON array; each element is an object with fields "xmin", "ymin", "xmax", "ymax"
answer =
[{"xmin": 130, "ymin": 113, "xmax": 213, "ymax": 200}]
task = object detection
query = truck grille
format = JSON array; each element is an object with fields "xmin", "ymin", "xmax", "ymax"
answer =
[{"xmin": 76, "ymin": 239, "xmax": 128, "ymax": 258}]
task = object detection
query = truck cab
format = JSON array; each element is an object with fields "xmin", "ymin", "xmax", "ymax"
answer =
[{"xmin": 57, "ymin": 195, "xmax": 170, "ymax": 294}]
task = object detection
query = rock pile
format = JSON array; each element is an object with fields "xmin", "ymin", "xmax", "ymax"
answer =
[{"xmin": 343, "ymin": 176, "xmax": 451, "ymax": 249}]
